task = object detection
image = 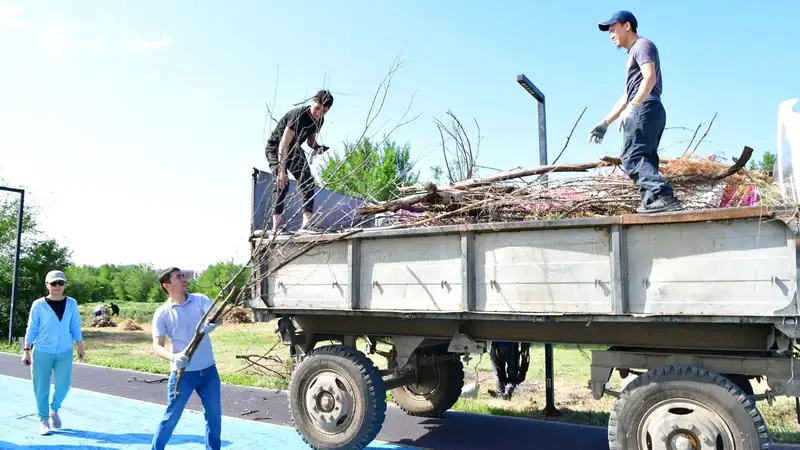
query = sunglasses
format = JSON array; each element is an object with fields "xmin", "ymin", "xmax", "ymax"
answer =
[{"xmin": 49, "ymin": 280, "xmax": 65, "ymax": 287}]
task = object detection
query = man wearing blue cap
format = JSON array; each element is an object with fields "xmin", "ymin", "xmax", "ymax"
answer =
[{"xmin": 589, "ymin": 10, "xmax": 683, "ymax": 213}]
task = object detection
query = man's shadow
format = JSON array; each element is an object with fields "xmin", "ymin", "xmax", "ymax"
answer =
[{"xmin": 29, "ymin": 428, "xmax": 232, "ymax": 447}]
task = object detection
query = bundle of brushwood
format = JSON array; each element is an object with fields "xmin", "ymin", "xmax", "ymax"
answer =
[{"xmin": 361, "ymin": 146, "xmax": 780, "ymax": 227}]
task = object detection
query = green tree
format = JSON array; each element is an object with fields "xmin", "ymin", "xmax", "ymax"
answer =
[
  {"xmin": 430, "ymin": 165, "xmax": 444, "ymax": 185},
  {"xmin": 317, "ymin": 138, "xmax": 419, "ymax": 202},
  {"xmin": 0, "ymin": 196, "xmax": 72, "ymax": 339},
  {"xmin": 64, "ymin": 265, "xmax": 104, "ymax": 302},
  {"xmin": 190, "ymin": 260, "xmax": 250, "ymax": 301},
  {"xmin": 748, "ymin": 151, "xmax": 776, "ymax": 173}
]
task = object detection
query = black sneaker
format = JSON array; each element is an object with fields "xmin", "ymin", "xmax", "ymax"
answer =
[{"xmin": 636, "ymin": 197, "xmax": 684, "ymax": 214}]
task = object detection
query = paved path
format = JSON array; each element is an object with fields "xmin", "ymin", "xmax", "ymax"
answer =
[
  {"xmin": 0, "ymin": 374, "xmax": 410, "ymax": 450},
  {"xmin": 1, "ymin": 352, "xmax": 797, "ymax": 449}
]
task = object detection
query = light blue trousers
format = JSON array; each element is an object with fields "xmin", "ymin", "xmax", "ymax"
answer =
[{"xmin": 31, "ymin": 349, "xmax": 74, "ymax": 421}]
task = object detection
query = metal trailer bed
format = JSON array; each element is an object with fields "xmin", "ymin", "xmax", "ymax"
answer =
[{"xmin": 247, "ymin": 194, "xmax": 800, "ymax": 450}]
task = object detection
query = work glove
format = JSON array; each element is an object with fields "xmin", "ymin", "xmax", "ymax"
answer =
[
  {"xmin": 172, "ymin": 351, "xmax": 190, "ymax": 369},
  {"xmin": 308, "ymin": 145, "xmax": 329, "ymax": 164},
  {"xmin": 618, "ymin": 104, "xmax": 640, "ymax": 132},
  {"xmin": 199, "ymin": 318, "xmax": 218, "ymax": 335},
  {"xmin": 589, "ymin": 121, "xmax": 609, "ymax": 144}
]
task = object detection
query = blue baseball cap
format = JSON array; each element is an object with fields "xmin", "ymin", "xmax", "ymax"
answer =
[{"xmin": 598, "ymin": 10, "xmax": 638, "ymax": 32}]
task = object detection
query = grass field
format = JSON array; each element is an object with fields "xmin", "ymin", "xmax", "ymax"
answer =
[{"xmin": 5, "ymin": 300, "xmax": 800, "ymax": 444}]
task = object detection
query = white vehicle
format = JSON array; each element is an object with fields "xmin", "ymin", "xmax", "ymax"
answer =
[{"xmin": 246, "ymin": 98, "xmax": 800, "ymax": 450}]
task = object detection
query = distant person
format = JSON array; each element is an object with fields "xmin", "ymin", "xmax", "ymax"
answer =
[
  {"xmin": 265, "ymin": 89, "xmax": 333, "ymax": 235},
  {"xmin": 149, "ymin": 267, "xmax": 221, "ymax": 450},
  {"xmin": 589, "ymin": 10, "xmax": 683, "ymax": 213},
  {"xmin": 93, "ymin": 304, "xmax": 108, "ymax": 317},
  {"xmin": 21, "ymin": 270, "xmax": 86, "ymax": 436},
  {"xmin": 489, "ymin": 341, "xmax": 520, "ymax": 400},
  {"xmin": 109, "ymin": 302, "xmax": 120, "ymax": 316}
]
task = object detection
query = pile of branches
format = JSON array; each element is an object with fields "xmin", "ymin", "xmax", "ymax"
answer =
[
  {"xmin": 361, "ymin": 147, "xmax": 778, "ymax": 227},
  {"xmin": 90, "ymin": 315, "xmax": 117, "ymax": 328}
]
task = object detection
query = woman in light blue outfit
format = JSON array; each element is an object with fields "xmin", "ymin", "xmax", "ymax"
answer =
[{"xmin": 21, "ymin": 270, "xmax": 85, "ymax": 436}]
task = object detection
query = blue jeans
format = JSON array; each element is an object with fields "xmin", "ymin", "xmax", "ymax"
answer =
[
  {"xmin": 621, "ymin": 100, "xmax": 675, "ymax": 206},
  {"xmin": 31, "ymin": 349, "xmax": 74, "ymax": 421},
  {"xmin": 151, "ymin": 365, "xmax": 222, "ymax": 450}
]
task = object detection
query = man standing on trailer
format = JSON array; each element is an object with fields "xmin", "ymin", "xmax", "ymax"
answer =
[
  {"xmin": 589, "ymin": 10, "xmax": 683, "ymax": 213},
  {"xmin": 265, "ymin": 89, "xmax": 333, "ymax": 234}
]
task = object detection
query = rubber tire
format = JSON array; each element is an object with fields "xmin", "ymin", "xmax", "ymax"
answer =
[
  {"xmin": 608, "ymin": 364, "xmax": 770, "ymax": 450},
  {"xmin": 390, "ymin": 358, "xmax": 464, "ymax": 418},
  {"xmin": 288, "ymin": 344, "xmax": 387, "ymax": 450}
]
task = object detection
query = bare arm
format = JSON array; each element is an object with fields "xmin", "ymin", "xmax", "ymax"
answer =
[
  {"xmin": 306, "ymin": 132, "xmax": 319, "ymax": 149},
  {"xmin": 630, "ymin": 61, "xmax": 657, "ymax": 106},
  {"xmin": 603, "ymin": 90, "xmax": 629, "ymax": 124},
  {"xmin": 153, "ymin": 336, "xmax": 174, "ymax": 361},
  {"xmin": 279, "ymin": 127, "xmax": 295, "ymax": 171}
]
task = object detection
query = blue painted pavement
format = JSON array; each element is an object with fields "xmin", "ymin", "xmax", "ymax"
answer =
[{"xmin": 0, "ymin": 375, "xmax": 421, "ymax": 450}]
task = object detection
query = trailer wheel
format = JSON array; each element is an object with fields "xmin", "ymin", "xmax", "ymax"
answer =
[
  {"xmin": 288, "ymin": 344, "xmax": 386, "ymax": 450},
  {"xmin": 390, "ymin": 358, "xmax": 464, "ymax": 417},
  {"xmin": 608, "ymin": 364, "xmax": 770, "ymax": 450}
]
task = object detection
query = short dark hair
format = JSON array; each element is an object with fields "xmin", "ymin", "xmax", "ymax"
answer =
[
  {"xmin": 158, "ymin": 267, "xmax": 181, "ymax": 294},
  {"xmin": 313, "ymin": 89, "xmax": 334, "ymax": 108}
]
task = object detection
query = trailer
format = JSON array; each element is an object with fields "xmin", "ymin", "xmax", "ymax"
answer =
[{"xmin": 247, "ymin": 167, "xmax": 800, "ymax": 449}]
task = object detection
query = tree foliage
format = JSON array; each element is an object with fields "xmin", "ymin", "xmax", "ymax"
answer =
[
  {"xmin": 0, "ymin": 192, "xmax": 251, "ymax": 340},
  {"xmin": 0, "ymin": 196, "xmax": 72, "ymax": 339},
  {"xmin": 317, "ymin": 138, "xmax": 419, "ymax": 202},
  {"xmin": 748, "ymin": 151, "xmax": 776, "ymax": 173},
  {"xmin": 188, "ymin": 259, "xmax": 251, "ymax": 301}
]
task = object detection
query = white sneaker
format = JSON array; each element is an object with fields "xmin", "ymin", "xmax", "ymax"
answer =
[
  {"xmin": 49, "ymin": 410, "xmax": 61, "ymax": 429},
  {"xmin": 39, "ymin": 420, "xmax": 51, "ymax": 435}
]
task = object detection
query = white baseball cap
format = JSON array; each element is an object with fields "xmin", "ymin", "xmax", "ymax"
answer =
[{"xmin": 45, "ymin": 270, "xmax": 66, "ymax": 283}]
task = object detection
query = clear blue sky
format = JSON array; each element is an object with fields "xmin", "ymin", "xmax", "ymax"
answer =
[{"xmin": 1, "ymin": 0, "xmax": 798, "ymax": 270}]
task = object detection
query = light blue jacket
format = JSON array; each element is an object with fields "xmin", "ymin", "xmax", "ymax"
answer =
[{"xmin": 24, "ymin": 297, "xmax": 83, "ymax": 355}]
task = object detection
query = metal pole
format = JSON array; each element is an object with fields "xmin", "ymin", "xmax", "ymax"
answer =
[
  {"xmin": 1, "ymin": 186, "xmax": 25, "ymax": 345},
  {"xmin": 516, "ymin": 75, "xmax": 558, "ymax": 415},
  {"xmin": 516, "ymin": 74, "xmax": 548, "ymax": 182},
  {"xmin": 544, "ymin": 343, "xmax": 560, "ymax": 416}
]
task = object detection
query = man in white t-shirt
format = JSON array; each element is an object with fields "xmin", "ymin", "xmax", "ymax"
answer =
[{"xmin": 149, "ymin": 267, "xmax": 221, "ymax": 450}]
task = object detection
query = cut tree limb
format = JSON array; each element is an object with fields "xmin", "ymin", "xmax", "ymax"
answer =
[{"xmin": 359, "ymin": 146, "xmax": 755, "ymax": 217}]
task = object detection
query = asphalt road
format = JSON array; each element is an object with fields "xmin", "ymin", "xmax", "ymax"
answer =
[{"xmin": 1, "ymin": 352, "xmax": 797, "ymax": 449}]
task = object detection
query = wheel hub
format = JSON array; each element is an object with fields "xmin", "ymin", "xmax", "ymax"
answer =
[
  {"xmin": 404, "ymin": 366, "xmax": 440, "ymax": 398},
  {"xmin": 304, "ymin": 371, "xmax": 354, "ymax": 434},
  {"xmin": 639, "ymin": 399, "xmax": 735, "ymax": 449}
]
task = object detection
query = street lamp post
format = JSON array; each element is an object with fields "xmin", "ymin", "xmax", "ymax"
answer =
[
  {"xmin": 515, "ymin": 74, "xmax": 559, "ymax": 417},
  {"xmin": 516, "ymin": 74, "xmax": 548, "ymax": 181},
  {"xmin": 1, "ymin": 186, "xmax": 25, "ymax": 345}
]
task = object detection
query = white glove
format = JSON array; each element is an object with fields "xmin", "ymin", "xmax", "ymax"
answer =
[
  {"xmin": 172, "ymin": 351, "xmax": 190, "ymax": 369},
  {"xmin": 199, "ymin": 319, "xmax": 218, "ymax": 334}
]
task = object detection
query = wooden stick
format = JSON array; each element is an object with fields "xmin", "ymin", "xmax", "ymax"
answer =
[{"xmin": 172, "ymin": 286, "xmax": 240, "ymax": 399}]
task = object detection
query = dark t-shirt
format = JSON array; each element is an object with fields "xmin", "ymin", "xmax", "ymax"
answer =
[
  {"xmin": 46, "ymin": 298, "xmax": 66, "ymax": 321},
  {"xmin": 265, "ymin": 106, "xmax": 324, "ymax": 157},
  {"xmin": 625, "ymin": 37, "xmax": 663, "ymax": 104}
]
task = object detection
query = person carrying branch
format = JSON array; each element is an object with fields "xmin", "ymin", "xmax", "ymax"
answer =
[
  {"xmin": 265, "ymin": 89, "xmax": 333, "ymax": 235},
  {"xmin": 589, "ymin": 10, "xmax": 683, "ymax": 214},
  {"xmin": 149, "ymin": 267, "xmax": 222, "ymax": 450}
]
